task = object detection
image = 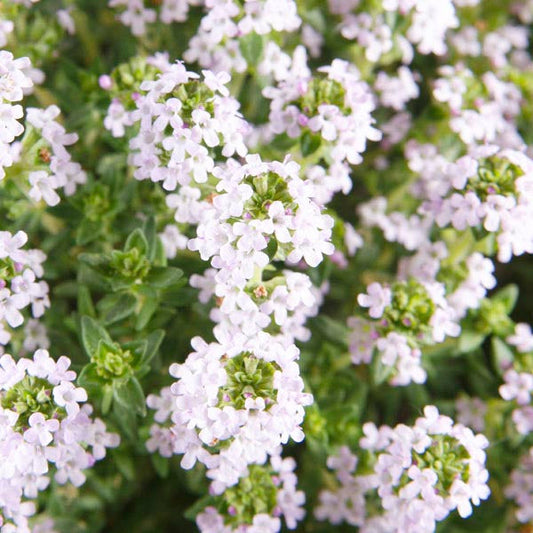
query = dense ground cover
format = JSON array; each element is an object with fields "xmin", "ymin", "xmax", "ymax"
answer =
[{"xmin": 1, "ymin": 0, "xmax": 533, "ymax": 531}]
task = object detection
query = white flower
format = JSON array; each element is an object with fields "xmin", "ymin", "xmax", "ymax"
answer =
[
  {"xmin": 507, "ymin": 323, "xmax": 533, "ymax": 353},
  {"xmin": 24, "ymin": 413, "xmax": 59, "ymax": 446},
  {"xmin": 52, "ymin": 382, "xmax": 88, "ymax": 417},
  {"xmin": 358, "ymin": 282, "xmax": 392, "ymax": 319},
  {"xmin": 0, "ymin": 103, "xmax": 24, "ymax": 143}
]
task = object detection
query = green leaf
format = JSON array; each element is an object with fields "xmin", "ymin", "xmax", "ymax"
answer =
[
  {"xmin": 113, "ymin": 452, "xmax": 136, "ymax": 481},
  {"xmin": 135, "ymin": 296, "xmax": 159, "ymax": 331},
  {"xmin": 112, "ymin": 399, "xmax": 137, "ymax": 441},
  {"xmin": 144, "ymin": 216, "xmax": 157, "ymax": 261},
  {"xmin": 491, "ymin": 337, "xmax": 514, "ymax": 376},
  {"xmin": 76, "ymin": 220, "xmax": 102, "ymax": 246},
  {"xmin": 77, "ymin": 285, "xmax": 95, "ymax": 318},
  {"xmin": 145, "ymin": 266, "xmax": 184, "ymax": 289},
  {"xmin": 370, "ymin": 352, "xmax": 393, "ymax": 385},
  {"xmin": 113, "ymin": 377, "xmax": 146, "ymax": 416},
  {"xmin": 265, "ymin": 237, "xmax": 278, "ymax": 261},
  {"xmin": 313, "ymin": 316, "xmax": 349, "ymax": 347},
  {"xmin": 123, "ymin": 339, "xmax": 148, "ymax": 368},
  {"xmin": 81, "ymin": 316, "xmax": 112, "ymax": 358},
  {"xmin": 155, "ymin": 238, "xmax": 167, "ymax": 265},
  {"xmin": 53, "ymin": 281, "xmax": 79, "ymax": 297},
  {"xmin": 466, "ymin": 351, "xmax": 497, "ymax": 396},
  {"xmin": 300, "ymin": 130, "xmax": 322, "ymax": 157},
  {"xmin": 270, "ymin": 133, "xmax": 298, "ymax": 152},
  {"xmin": 161, "ymin": 286, "xmax": 198, "ymax": 307},
  {"xmin": 108, "ymin": 278, "xmax": 134, "ymax": 292},
  {"xmin": 492, "ymin": 284, "xmax": 519, "ymax": 314},
  {"xmin": 124, "ymin": 228, "xmax": 148, "ymax": 255},
  {"xmin": 77, "ymin": 363, "xmax": 102, "ymax": 388},
  {"xmin": 102, "ymin": 384, "xmax": 114, "ymax": 415},
  {"xmin": 151, "ymin": 454, "xmax": 169, "ymax": 478},
  {"xmin": 140, "ymin": 329, "xmax": 165, "ymax": 367},
  {"xmin": 239, "ymin": 32, "xmax": 263, "ymax": 65},
  {"xmin": 97, "ymin": 292, "xmax": 137, "ymax": 325},
  {"xmin": 78, "ymin": 252, "xmax": 109, "ymax": 268},
  {"xmin": 184, "ymin": 495, "xmax": 217, "ymax": 521},
  {"xmin": 458, "ymin": 329, "xmax": 486, "ymax": 353}
]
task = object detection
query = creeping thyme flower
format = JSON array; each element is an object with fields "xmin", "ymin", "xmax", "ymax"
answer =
[
  {"xmin": 191, "ymin": 267, "xmax": 321, "ymax": 343},
  {"xmin": 0, "ymin": 49, "xmax": 85, "ymax": 202},
  {"xmin": 507, "ymin": 323, "xmax": 533, "ymax": 353},
  {"xmin": 455, "ymin": 396, "xmax": 487, "ymax": 433},
  {"xmin": 146, "ymin": 330, "xmax": 312, "ymax": 493},
  {"xmin": 353, "ymin": 279, "xmax": 460, "ymax": 385},
  {"xmin": 499, "ymin": 335, "xmax": 533, "ymax": 434},
  {"xmin": 505, "ymin": 446, "xmax": 533, "ymax": 524},
  {"xmin": 0, "ymin": 349, "xmax": 119, "ymax": 531},
  {"xmin": 0, "ymin": 231, "xmax": 49, "ymax": 349},
  {"xmin": 426, "ymin": 147, "xmax": 533, "ymax": 262},
  {"xmin": 187, "ymin": 156, "xmax": 334, "ymax": 278},
  {"xmin": 333, "ymin": 0, "xmax": 458, "ymax": 61},
  {"xmin": 183, "ymin": 0, "xmax": 301, "ymax": 74},
  {"xmin": 195, "ymin": 453, "xmax": 305, "ymax": 533},
  {"xmin": 126, "ymin": 61, "xmax": 248, "ymax": 190},
  {"xmin": 357, "ymin": 282, "xmax": 391, "ymax": 319},
  {"xmin": 0, "ymin": 51, "xmax": 32, "ymax": 179},
  {"xmin": 263, "ymin": 56, "xmax": 381, "ymax": 189},
  {"xmin": 316, "ymin": 407, "xmax": 490, "ymax": 532},
  {"xmin": 374, "ymin": 66, "xmax": 419, "ymax": 111}
]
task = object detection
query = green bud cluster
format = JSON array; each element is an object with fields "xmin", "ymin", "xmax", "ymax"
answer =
[
  {"xmin": 219, "ymin": 352, "xmax": 278, "ymax": 410},
  {"xmin": 0, "ymin": 258, "xmax": 19, "ymax": 283},
  {"xmin": 221, "ymin": 465, "xmax": 278, "ymax": 527},
  {"xmin": 172, "ymin": 80, "xmax": 215, "ymax": 122},
  {"xmin": 411, "ymin": 435, "xmax": 470, "ymax": 493},
  {"xmin": 1, "ymin": 376, "xmax": 64, "ymax": 430},
  {"xmin": 92, "ymin": 341, "xmax": 134, "ymax": 380},
  {"xmin": 468, "ymin": 157, "xmax": 521, "ymax": 201},
  {"xmin": 381, "ymin": 280, "xmax": 435, "ymax": 338},
  {"xmin": 244, "ymin": 172, "xmax": 295, "ymax": 219},
  {"xmin": 81, "ymin": 184, "xmax": 112, "ymax": 223},
  {"xmin": 297, "ymin": 77, "xmax": 346, "ymax": 117},
  {"xmin": 111, "ymin": 57, "xmax": 160, "ymax": 108},
  {"xmin": 108, "ymin": 246, "xmax": 151, "ymax": 284},
  {"xmin": 472, "ymin": 298, "xmax": 514, "ymax": 337}
]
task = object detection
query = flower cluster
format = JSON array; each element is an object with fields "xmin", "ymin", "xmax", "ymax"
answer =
[
  {"xmin": 0, "ymin": 349, "xmax": 119, "ymax": 531},
  {"xmin": 0, "ymin": 50, "xmax": 32, "ymax": 179},
  {"xmin": 263, "ymin": 57, "xmax": 381, "ymax": 203},
  {"xmin": 497, "ymin": 323, "xmax": 533, "ymax": 435},
  {"xmin": 0, "ymin": 231, "xmax": 49, "ymax": 352},
  {"xmin": 188, "ymin": 156, "xmax": 334, "ymax": 282},
  {"xmin": 505, "ymin": 446, "xmax": 533, "ymax": 525},
  {"xmin": 191, "ymin": 266, "xmax": 322, "ymax": 343},
  {"xmin": 351, "ymin": 278, "xmax": 460, "ymax": 385},
  {"xmin": 110, "ymin": 0, "xmax": 302, "ymax": 75},
  {"xmin": 316, "ymin": 406, "xmax": 490, "ymax": 532},
  {"xmin": 1, "ymin": 47, "xmax": 83, "ymax": 207},
  {"xmin": 146, "ymin": 329, "xmax": 311, "ymax": 495},
  {"xmin": 333, "ymin": 0, "xmax": 459, "ymax": 61},
  {"xmin": 109, "ymin": 0, "xmax": 202, "ymax": 36},
  {"xmin": 195, "ymin": 452, "xmax": 304, "ymax": 532},
  {"xmin": 184, "ymin": 0, "xmax": 301, "ymax": 74},
  {"xmin": 423, "ymin": 147, "xmax": 533, "ymax": 263},
  {"xmin": 125, "ymin": 60, "xmax": 248, "ymax": 190},
  {"xmin": 22, "ymin": 105, "xmax": 86, "ymax": 206}
]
